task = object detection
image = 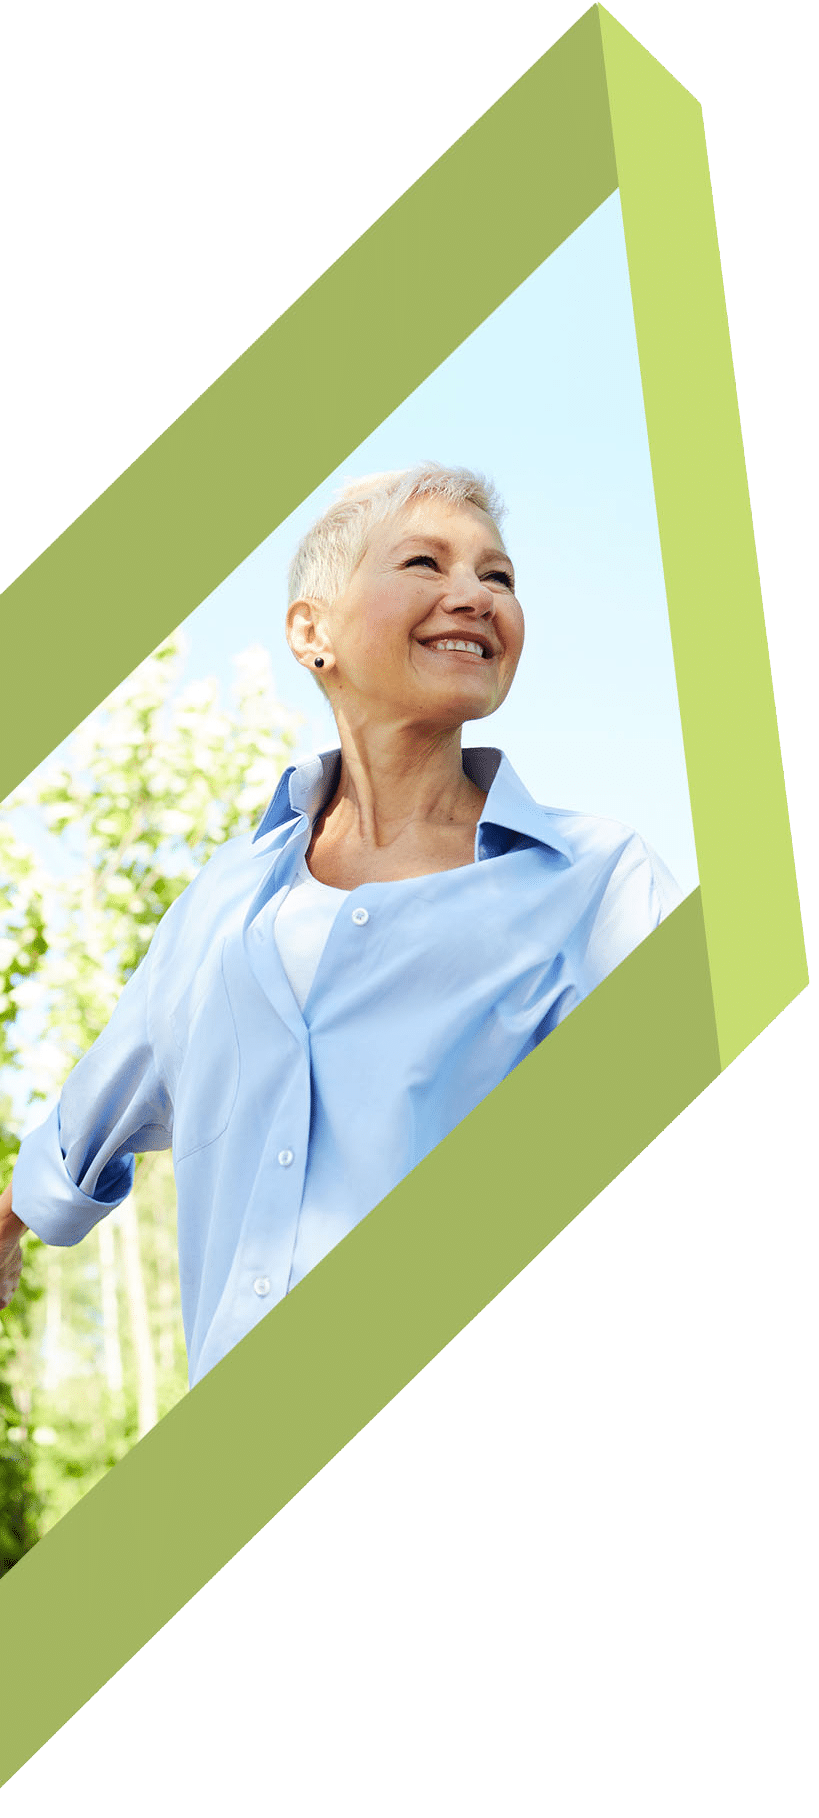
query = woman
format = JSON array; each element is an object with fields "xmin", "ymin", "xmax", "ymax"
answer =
[{"xmin": 0, "ymin": 464, "xmax": 681, "ymax": 1383}]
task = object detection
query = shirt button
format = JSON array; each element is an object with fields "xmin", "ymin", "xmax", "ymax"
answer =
[
  {"xmin": 278, "ymin": 1148, "xmax": 294, "ymax": 1167},
  {"xmin": 352, "ymin": 907, "xmax": 369, "ymax": 925},
  {"xmin": 253, "ymin": 1276, "xmax": 270, "ymax": 1297}
]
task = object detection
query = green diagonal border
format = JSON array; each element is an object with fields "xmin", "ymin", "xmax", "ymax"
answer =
[
  {"xmin": 0, "ymin": 8, "xmax": 617, "ymax": 807},
  {"xmin": 0, "ymin": 6, "xmax": 807, "ymax": 1789},
  {"xmin": 596, "ymin": 8, "xmax": 807, "ymax": 1064},
  {"xmin": 1, "ymin": 894, "xmax": 721, "ymax": 1785}
]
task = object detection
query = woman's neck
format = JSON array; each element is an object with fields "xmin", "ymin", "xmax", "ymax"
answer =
[
  {"xmin": 328, "ymin": 720, "xmax": 484, "ymax": 847},
  {"xmin": 305, "ymin": 717, "xmax": 488, "ymax": 886}
]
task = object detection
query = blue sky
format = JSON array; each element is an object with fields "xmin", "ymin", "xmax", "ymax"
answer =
[
  {"xmin": 13, "ymin": 191, "xmax": 697, "ymax": 894},
  {"xmin": 173, "ymin": 190, "xmax": 696, "ymax": 891}
]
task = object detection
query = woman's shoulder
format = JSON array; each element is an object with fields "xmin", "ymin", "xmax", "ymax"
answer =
[
  {"xmin": 481, "ymin": 752, "xmax": 655, "ymax": 868},
  {"xmin": 531, "ymin": 800, "xmax": 682, "ymax": 909},
  {"xmin": 533, "ymin": 798, "xmax": 650, "ymax": 865}
]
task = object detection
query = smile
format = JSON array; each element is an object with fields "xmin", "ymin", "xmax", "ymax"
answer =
[{"xmin": 422, "ymin": 638, "xmax": 493, "ymax": 660}]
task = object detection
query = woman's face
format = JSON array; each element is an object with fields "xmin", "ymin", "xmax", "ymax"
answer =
[{"xmin": 318, "ymin": 496, "xmax": 525, "ymax": 729}]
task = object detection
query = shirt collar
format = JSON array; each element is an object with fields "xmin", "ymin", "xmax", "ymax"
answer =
[
  {"xmin": 253, "ymin": 745, "xmax": 573, "ymax": 862},
  {"xmin": 464, "ymin": 748, "xmax": 574, "ymax": 861},
  {"xmin": 253, "ymin": 749, "xmax": 341, "ymax": 842}
]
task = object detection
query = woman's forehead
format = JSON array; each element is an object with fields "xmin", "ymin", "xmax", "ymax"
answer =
[{"xmin": 378, "ymin": 494, "xmax": 507, "ymax": 554}]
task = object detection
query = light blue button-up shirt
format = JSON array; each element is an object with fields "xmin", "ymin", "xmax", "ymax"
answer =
[{"xmin": 13, "ymin": 747, "xmax": 682, "ymax": 1385}]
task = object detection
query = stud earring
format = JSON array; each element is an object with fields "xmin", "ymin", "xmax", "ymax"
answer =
[{"xmin": 314, "ymin": 657, "xmax": 325, "ymax": 669}]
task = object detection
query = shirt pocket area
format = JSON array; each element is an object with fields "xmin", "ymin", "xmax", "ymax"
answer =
[{"xmin": 170, "ymin": 939, "xmax": 241, "ymax": 1162}]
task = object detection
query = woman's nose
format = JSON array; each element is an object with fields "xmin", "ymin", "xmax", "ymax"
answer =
[{"xmin": 446, "ymin": 571, "xmax": 496, "ymax": 614}]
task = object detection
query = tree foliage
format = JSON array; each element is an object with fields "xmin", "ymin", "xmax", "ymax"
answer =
[
  {"xmin": 0, "ymin": 822, "xmax": 48, "ymax": 1570},
  {"xmin": 0, "ymin": 634, "xmax": 300, "ymax": 1565}
]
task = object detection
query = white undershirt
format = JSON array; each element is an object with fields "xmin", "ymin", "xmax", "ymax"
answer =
[{"xmin": 273, "ymin": 857, "xmax": 350, "ymax": 1010}]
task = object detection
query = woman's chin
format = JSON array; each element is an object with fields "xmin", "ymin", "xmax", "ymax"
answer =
[{"xmin": 415, "ymin": 669, "xmax": 502, "ymax": 713}]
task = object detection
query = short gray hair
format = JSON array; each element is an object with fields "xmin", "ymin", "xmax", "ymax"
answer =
[{"xmin": 288, "ymin": 462, "xmax": 506, "ymax": 617}]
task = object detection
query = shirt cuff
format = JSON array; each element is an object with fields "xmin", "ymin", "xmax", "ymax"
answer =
[{"xmin": 13, "ymin": 1104, "xmax": 135, "ymax": 1246}]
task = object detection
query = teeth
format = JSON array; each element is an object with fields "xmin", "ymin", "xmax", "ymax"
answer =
[{"xmin": 427, "ymin": 638, "xmax": 487, "ymax": 657}]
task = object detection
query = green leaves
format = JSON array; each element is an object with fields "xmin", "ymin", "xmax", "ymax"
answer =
[{"xmin": 0, "ymin": 632, "xmax": 302, "ymax": 1563}]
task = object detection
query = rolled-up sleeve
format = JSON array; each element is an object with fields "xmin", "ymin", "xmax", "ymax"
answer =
[{"xmin": 12, "ymin": 942, "xmax": 173, "ymax": 1247}]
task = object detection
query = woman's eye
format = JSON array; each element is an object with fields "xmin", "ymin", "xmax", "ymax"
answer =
[{"xmin": 404, "ymin": 556, "xmax": 514, "ymax": 588}]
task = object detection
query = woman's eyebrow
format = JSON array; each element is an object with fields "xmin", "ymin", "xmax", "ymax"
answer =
[{"xmin": 393, "ymin": 534, "xmax": 451, "ymax": 556}]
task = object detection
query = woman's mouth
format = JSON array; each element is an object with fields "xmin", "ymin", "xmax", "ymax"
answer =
[{"xmin": 421, "ymin": 638, "xmax": 493, "ymax": 660}]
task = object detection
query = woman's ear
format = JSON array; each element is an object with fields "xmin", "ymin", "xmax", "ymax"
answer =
[{"xmin": 286, "ymin": 597, "xmax": 333, "ymax": 674}]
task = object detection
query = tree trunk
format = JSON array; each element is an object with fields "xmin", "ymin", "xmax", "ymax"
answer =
[
  {"xmin": 157, "ymin": 1235, "xmax": 177, "ymax": 1377},
  {"xmin": 42, "ymin": 1246, "xmax": 63, "ymax": 1393},
  {"xmin": 97, "ymin": 1219, "xmax": 124, "ymax": 1396},
  {"xmin": 119, "ymin": 1198, "xmax": 157, "ymax": 1436}
]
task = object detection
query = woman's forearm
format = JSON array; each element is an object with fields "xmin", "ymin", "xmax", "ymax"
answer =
[
  {"xmin": 0, "ymin": 1177, "xmax": 27, "ymax": 1234},
  {"xmin": 0, "ymin": 1178, "xmax": 27, "ymax": 1309}
]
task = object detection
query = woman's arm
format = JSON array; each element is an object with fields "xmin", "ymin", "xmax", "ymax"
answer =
[
  {"xmin": 0, "ymin": 858, "xmax": 215, "ymax": 1307},
  {"xmin": 12, "ymin": 945, "xmax": 174, "ymax": 1251},
  {"xmin": 8, "ymin": 851, "xmax": 195, "ymax": 1258},
  {"xmin": 0, "ymin": 1179, "xmax": 27, "ymax": 1310},
  {"xmin": 0, "ymin": 945, "xmax": 172, "ymax": 1311}
]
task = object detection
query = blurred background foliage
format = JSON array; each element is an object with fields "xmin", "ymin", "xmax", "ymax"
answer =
[{"xmin": 0, "ymin": 634, "xmax": 300, "ymax": 1573}]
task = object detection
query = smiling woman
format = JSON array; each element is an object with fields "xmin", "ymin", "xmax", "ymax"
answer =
[
  {"xmin": 2, "ymin": 463, "xmax": 682, "ymax": 1387},
  {"xmin": 285, "ymin": 472, "xmax": 525, "ymax": 886}
]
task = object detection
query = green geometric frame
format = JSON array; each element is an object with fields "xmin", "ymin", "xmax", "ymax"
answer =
[{"xmin": 0, "ymin": 6, "xmax": 806, "ymax": 1787}]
